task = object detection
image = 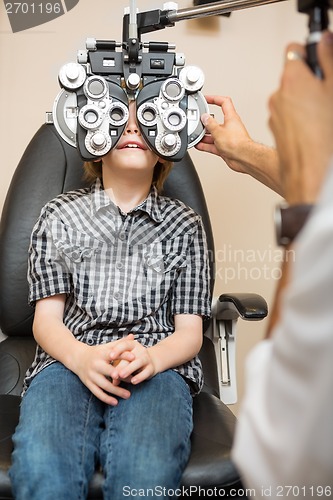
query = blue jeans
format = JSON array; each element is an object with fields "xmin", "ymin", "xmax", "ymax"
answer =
[{"xmin": 10, "ymin": 363, "xmax": 193, "ymax": 500}]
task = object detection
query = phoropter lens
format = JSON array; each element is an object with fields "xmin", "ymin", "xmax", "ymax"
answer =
[
  {"xmin": 110, "ymin": 108, "xmax": 124, "ymax": 122},
  {"xmin": 142, "ymin": 109, "xmax": 156, "ymax": 123},
  {"xmin": 137, "ymin": 102, "xmax": 158, "ymax": 127},
  {"xmin": 162, "ymin": 107, "xmax": 186, "ymax": 132},
  {"xmin": 79, "ymin": 104, "xmax": 104, "ymax": 130},
  {"xmin": 161, "ymin": 78, "xmax": 185, "ymax": 102},
  {"xmin": 84, "ymin": 110, "xmax": 98, "ymax": 124},
  {"xmin": 84, "ymin": 76, "xmax": 108, "ymax": 100},
  {"xmin": 88, "ymin": 80, "xmax": 105, "ymax": 96},
  {"xmin": 165, "ymin": 82, "xmax": 182, "ymax": 99},
  {"xmin": 167, "ymin": 112, "xmax": 181, "ymax": 127},
  {"xmin": 108, "ymin": 101, "xmax": 129, "ymax": 126}
]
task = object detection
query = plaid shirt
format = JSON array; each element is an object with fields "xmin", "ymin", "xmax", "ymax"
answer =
[{"xmin": 25, "ymin": 178, "xmax": 211, "ymax": 395}]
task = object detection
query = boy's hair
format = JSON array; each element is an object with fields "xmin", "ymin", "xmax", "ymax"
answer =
[{"xmin": 83, "ymin": 159, "xmax": 173, "ymax": 193}]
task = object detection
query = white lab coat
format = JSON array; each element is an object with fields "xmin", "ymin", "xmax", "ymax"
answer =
[{"xmin": 232, "ymin": 164, "xmax": 333, "ymax": 499}]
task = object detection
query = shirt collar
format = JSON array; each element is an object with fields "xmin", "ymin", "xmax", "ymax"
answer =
[
  {"xmin": 137, "ymin": 186, "xmax": 164, "ymax": 223},
  {"xmin": 90, "ymin": 178, "xmax": 113, "ymax": 214},
  {"xmin": 90, "ymin": 178, "xmax": 164, "ymax": 223}
]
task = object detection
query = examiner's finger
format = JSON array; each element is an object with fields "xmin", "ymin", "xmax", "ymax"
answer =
[
  {"xmin": 285, "ymin": 42, "xmax": 306, "ymax": 65},
  {"xmin": 195, "ymin": 141, "xmax": 219, "ymax": 156},
  {"xmin": 198, "ymin": 134, "xmax": 214, "ymax": 144},
  {"xmin": 204, "ymin": 95, "xmax": 229, "ymax": 107}
]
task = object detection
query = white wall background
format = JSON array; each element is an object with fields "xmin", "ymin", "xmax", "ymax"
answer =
[{"xmin": 0, "ymin": 0, "xmax": 323, "ymax": 413}]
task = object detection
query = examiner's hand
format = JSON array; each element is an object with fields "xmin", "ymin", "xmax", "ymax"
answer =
[
  {"xmin": 269, "ymin": 31, "xmax": 333, "ymax": 204},
  {"xmin": 196, "ymin": 95, "xmax": 282, "ymax": 194},
  {"xmin": 196, "ymin": 95, "xmax": 254, "ymax": 174}
]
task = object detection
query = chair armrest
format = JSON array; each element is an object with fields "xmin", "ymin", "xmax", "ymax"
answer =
[
  {"xmin": 216, "ymin": 293, "xmax": 268, "ymax": 321},
  {"xmin": 208, "ymin": 293, "xmax": 268, "ymax": 405}
]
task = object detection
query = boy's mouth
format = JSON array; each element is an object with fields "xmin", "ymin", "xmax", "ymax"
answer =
[{"xmin": 118, "ymin": 140, "xmax": 146, "ymax": 150}]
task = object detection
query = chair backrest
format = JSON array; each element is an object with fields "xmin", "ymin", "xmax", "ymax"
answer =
[{"xmin": 0, "ymin": 124, "xmax": 215, "ymax": 338}]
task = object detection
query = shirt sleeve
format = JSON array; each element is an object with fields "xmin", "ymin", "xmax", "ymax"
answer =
[
  {"xmin": 28, "ymin": 207, "xmax": 72, "ymax": 305},
  {"xmin": 232, "ymin": 165, "xmax": 333, "ymax": 495},
  {"xmin": 170, "ymin": 216, "xmax": 211, "ymax": 319}
]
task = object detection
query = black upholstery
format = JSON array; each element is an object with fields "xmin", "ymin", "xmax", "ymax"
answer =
[{"xmin": 0, "ymin": 124, "xmax": 244, "ymax": 498}]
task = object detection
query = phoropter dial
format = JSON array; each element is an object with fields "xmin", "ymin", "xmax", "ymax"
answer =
[{"xmin": 58, "ymin": 62, "xmax": 86, "ymax": 90}]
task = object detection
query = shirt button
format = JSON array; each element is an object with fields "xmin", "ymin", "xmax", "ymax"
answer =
[
  {"xmin": 119, "ymin": 232, "xmax": 126, "ymax": 240},
  {"xmin": 72, "ymin": 251, "xmax": 81, "ymax": 261},
  {"xmin": 113, "ymin": 292, "xmax": 120, "ymax": 300},
  {"xmin": 116, "ymin": 262, "xmax": 123, "ymax": 270}
]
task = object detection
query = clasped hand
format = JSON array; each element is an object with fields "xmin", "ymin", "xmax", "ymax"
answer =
[{"xmin": 74, "ymin": 334, "xmax": 157, "ymax": 406}]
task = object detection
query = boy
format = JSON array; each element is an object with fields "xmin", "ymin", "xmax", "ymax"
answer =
[{"xmin": 10, "ymin": 102, "xmax": 211, "ymax": 499}]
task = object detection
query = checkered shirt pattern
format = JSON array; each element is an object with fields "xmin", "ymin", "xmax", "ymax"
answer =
[{"xmin": 24, "ymin": 178, "xmax": 211, "ymax": 395}]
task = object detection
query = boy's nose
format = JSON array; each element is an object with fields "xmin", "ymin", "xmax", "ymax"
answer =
[
  {"xmin": 124, "ymin": 102, "xmax": 140, "ymax": 135},
  {"xmin": 124, "ymin": 121, "xmax": 140, "ymax": 135}
]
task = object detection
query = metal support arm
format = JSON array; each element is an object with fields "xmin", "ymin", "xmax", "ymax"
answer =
[{"xmin": 207, "ymin": 293, "xmax": 268, "ymax": 404}]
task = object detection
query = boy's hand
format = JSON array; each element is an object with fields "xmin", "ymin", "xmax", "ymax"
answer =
[
  {"xmin": 70, "ymin": 334, "xmax": 136, "ymax": 406},
  {"xmin": 109, "ymin": 337, "xmax": 157, "ymax": 385}
]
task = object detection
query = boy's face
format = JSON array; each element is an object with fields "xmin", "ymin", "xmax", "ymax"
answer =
[{"xmin": 101, "ymin": 101, "xmax": 163, "ymax": 174}]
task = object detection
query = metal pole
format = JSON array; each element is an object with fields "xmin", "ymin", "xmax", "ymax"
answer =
[
  {"xmin": 167, "ymin": 0, "xmax": 287, "ymax": 23},
  {"xmin": 129, "ymin": 0, "xmax": 138, "ymax": 38}
]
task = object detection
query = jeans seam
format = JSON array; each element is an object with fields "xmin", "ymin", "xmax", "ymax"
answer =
[
  {"xmin": 78, "ymin": 392, "xmax": 96, "ymax": 500},
  {"xmin": 101, "ymin": 404, "xmax": 116, "ymax": 498}
]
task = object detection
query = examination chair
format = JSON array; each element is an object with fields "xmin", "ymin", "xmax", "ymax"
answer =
[{"xmin": 0, "ymin": 123, "xmax": 267, "ymax": 499}]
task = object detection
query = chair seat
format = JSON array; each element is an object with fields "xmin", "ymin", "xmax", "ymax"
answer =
[{"xmin": 0, "ymin": 395, "xmax": 20, "ymax": 500}]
